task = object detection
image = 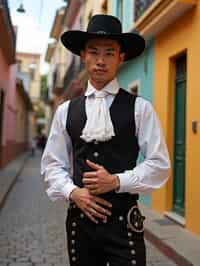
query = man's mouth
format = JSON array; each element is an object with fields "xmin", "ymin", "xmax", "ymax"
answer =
[{"xmin": 94, "ymin": 69, "xmax": 107, "ymax": 74}]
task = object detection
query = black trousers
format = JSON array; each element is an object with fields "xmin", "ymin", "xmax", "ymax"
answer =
[{"xmin": 66, "ymin": 199, "xmax": 146, "ymax": 266}]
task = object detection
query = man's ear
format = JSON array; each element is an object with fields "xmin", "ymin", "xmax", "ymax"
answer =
[{"xmin": 119, "ymin": 52, "xmax": 125, "ymax": 63}]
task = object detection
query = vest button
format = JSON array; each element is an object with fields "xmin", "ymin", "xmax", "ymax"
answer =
[{"xmin": 93, "ymin": 152, "xmax": 99, "ymax": 157}]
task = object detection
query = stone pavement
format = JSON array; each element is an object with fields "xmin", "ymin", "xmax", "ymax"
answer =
[
  {"xmin": 0, "ymin": 151, "xmax": 69, "ymax": 266},
  {"xmin": 0, "ymin": 152, "xmax": 176, "ymax": 266},
  {"xmin": 140, "ymin": 204, "xmax": 200, "ymax": 266},
  {"xmin": 0, "ymin": 152, "xmax": 199, "ymax": 265},
  {"xmin": 0, "ymin": 152, "xmax": 30, "ymax": 210}
]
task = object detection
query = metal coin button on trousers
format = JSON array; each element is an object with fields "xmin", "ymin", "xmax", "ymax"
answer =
[{"xmin": 66, "ymin": 198, "xmax": 146, "ymax": 266}]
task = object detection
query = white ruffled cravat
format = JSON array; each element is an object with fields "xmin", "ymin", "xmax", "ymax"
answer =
[{"xmin": 80, "ymin": 90, "xmax": 115, "ymax": 142}]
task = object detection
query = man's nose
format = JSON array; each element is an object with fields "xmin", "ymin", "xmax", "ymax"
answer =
[{"xmin": 96, "ymin": 55, "xmax": 105, "ymax": 65}]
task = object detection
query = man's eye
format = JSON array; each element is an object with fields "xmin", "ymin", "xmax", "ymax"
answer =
[{"xmin": 106, "ymin": 52, "xmax": 114, "ymax": 56}]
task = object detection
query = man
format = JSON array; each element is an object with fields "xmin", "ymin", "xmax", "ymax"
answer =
[{"xmin": 41, "ymin": 14, "xmax": 170, "ymax": 266}]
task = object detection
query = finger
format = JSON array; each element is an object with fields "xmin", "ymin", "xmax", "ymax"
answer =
[
  {"xmin": 88, "ymin": 207, "xmax": 107, "ymax": 220},
  {"xmin": 84, "ymin": 184, "xmax": 98, "ymax": 190},
  {"xmin": 92, "ymin": 203, "xmax": 112, "ymax": 216},
  {"xmin": 83, "ymin": 177, "xmax": 98, "ymax": 185},
  {"xmin": 85, "ymin": 210, "xmax": 99, "ymax": 224},
  {"xmin": 94, "ymin": 196, "xmax": 112, "ymax": 208},
  {"xmin": 83, "ymin": 172, "xmax": 97, "ymax": 178},
  {"xmin": 86, "ymin": 159, "xmax": 103, "ymax": 170}
]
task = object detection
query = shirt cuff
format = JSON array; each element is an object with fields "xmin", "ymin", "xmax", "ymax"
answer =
[
  {"xmin": 61, "ymin": 183, "xmax": 78, "ymax": 201},
  {"xmin": 115, "ymin": 172, "xmax": 137, "ymax": 193}
]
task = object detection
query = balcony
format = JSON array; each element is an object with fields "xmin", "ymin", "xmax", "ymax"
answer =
[
  {"xmin": 0, "ymin": 0, "xmax": 16, "ymax": 64},
  {"xmin": 135, "ymin": 0, "xmax": 155, "ymax": 21},
  {"xmin": 133, "ymin": 0, "xmax": 197, "ymax": 39}
]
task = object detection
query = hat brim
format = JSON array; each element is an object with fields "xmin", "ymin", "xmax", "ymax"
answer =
[{"xmin": 61, "ymin": 31, "xmax": 145, "ymax": 61}]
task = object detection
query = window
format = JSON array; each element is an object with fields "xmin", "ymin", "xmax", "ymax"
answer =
[
  {"xmin": 130, "ymin": 85, "xmax": 138, "ymax": 95},
  {"xmin": 29, "ymin": 63, "xmax": 36, "ymax": 81},
  {"xmin": 16, "ymin": 60, "xmax": 22, "ymax": 72},
  {"xmin": 128, "ymin": 79, "xmax": 140, "ymax": 96},
  {"xmin": 101, "ymin": 0, "xmax": 108, "ymax": 14}
]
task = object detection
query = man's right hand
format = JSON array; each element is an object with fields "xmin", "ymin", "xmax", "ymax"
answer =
[{"xmin": 69, "ymin": 187, "xmax": 112, "ymax": 224}]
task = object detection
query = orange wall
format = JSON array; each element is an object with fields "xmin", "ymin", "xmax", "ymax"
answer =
[{"xmin": 153, "ymin": 4, "xmax": 200, "ymax": 234}]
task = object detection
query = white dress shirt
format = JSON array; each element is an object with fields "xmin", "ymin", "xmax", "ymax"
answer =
[{"xmin": 41, "ymin": 78, "xmax": 171, "ymax": 202}]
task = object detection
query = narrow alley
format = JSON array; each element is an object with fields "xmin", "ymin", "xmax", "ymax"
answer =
[{"xmin": 0, "ymin": 152, "xmax": 176, "ymax": 266}]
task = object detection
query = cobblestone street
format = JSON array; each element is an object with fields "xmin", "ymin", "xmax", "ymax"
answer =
[{"xmin": 0, "ymin": 153, "xmax": 176, "ymax": 266}]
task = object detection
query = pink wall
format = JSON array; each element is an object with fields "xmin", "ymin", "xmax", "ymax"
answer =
[
  {"xmin": 0, "ymin": 48, "xmax": 18, "ymax": 167},
  {"xmin": 0, "ymin": 49, "xmax": 17, "ymax": 144},
  {"xmin": 0, "ymin": 48, "xmax": 9, "ymax": 146},
  {"xmin": 4, "ymin": 64, "xmax": 17, "ymax": 142}
]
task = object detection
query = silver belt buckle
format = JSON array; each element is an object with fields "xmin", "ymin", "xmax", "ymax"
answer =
[{"xmin": 127, "ymin": 205, "xmax": 145, "ymax": 233}]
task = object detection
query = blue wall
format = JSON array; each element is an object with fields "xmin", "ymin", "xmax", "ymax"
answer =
[
  {"xmin": 117, "ymin": 42, "xmax": 154, "ymax": 207},
  {"xmin": 117, "ymin": 41, "xmax": 154, "ymax": 102},
  {"xmin": 112, "ymin": 1, "xmax": 155, "ymax": 207},
  {"xmin": 112, "ymin": 0, "xmax": 133, "ymax": 31}
]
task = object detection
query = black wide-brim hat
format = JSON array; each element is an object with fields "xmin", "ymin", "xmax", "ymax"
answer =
[{"xmin": 61, "ymin": 14, "xmax": 145, "ymax": 61}]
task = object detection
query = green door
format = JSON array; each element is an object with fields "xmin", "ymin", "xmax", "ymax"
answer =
[{"xmin": 173, "ymin": 55, "xmax": 186, "ymax": 216}]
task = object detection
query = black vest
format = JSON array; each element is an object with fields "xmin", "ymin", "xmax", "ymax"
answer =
[{"xmin": 66, "ymin": 88, "xmax": 139, "ymax": 205}]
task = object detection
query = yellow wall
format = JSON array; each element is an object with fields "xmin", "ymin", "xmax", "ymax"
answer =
[
  {"xmin": 16, "ymin": 53, "xmax": 41, "ymax": 140},
  {"xmin": 16, "ymin": 53, "xmax": 41, "ymax": 102},
  {"xmin": 83, "ymin": 0, "xmax": 112, "ymax": 29},
  {"xmin": 153, "ymin": 4, "xmax": 200, "ymax": 234}
]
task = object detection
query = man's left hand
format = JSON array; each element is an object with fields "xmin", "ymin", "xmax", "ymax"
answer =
[{"xmin": 83, "ymin": 160, "xmax": 120, "ymax": 195}]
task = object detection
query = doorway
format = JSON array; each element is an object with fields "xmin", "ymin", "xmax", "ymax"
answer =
[{"xmin": 173, "ymin": 54, "xmax": 186, "ymax": 217}]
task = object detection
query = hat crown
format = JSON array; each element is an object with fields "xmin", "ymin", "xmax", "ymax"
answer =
[
  {"xmin": 61, "ymin": 14, "xmax": 145, "ymax": 61},
  {"xmin": 87, "ymin": 15, "xmax": 122, "ymax": 35}
]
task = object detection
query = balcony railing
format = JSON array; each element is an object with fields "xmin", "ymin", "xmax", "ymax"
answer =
[
  {"xmin": 134, "ymin": 0, "xmax": 197, "ymax": 38},
  {"xmin": 134, "ymin": 0, "xmax": 155, "ymax": 21},
  {"xmin": 0, "ymin": 0, "xmax": 16, "ymax": 44}
]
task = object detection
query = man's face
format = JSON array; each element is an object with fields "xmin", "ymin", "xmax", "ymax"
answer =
[{"xmin": 81, "ymin": 38, "xmax": 125, "ymax": 89}]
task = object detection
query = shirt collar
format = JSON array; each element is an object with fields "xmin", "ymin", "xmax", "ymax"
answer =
[{"xmin": 85, "ymin": 78, "xmax": 120, "ymax": 97}]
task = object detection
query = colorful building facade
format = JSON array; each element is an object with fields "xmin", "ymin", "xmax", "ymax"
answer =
[
  {"xmin": 112, "ymin": 0, "xmax": 200, "ymax": 235},
  {"xmin": 0, "ymin": 0, "xmax": 17, "ymax": 167},
  {"xmin": 112, "ymin": 0, "xmax": 155, "ymax": 206},
  {"xmin": 16, "ymin": 52, "xmax": 41, "ymax": 104},
  {"xmin": 83, "ymin": 0, "xmax": 112, "ymax": 28},
  {"xmin": 133, "ymin": 0, "xmax": 199, "ymax": 235},
  {"xmin": 0, "ymin": 0, "xmax": 32, "ymax": 167},
  {"xmin": 44, "ymin": 0, "xmax": 200, "ymax": 235},
  {"xmin": 16, "ymin": 78, "xmax": 32, "ymax": 153},
  {"xmin": 16, "ymin": 52, "xmax": 41, "ymax": 141}
]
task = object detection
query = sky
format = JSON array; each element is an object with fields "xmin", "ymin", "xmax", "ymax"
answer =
[{"xmin": 9, "ymin": 0, "xmax": 67, "ymax": 74}]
